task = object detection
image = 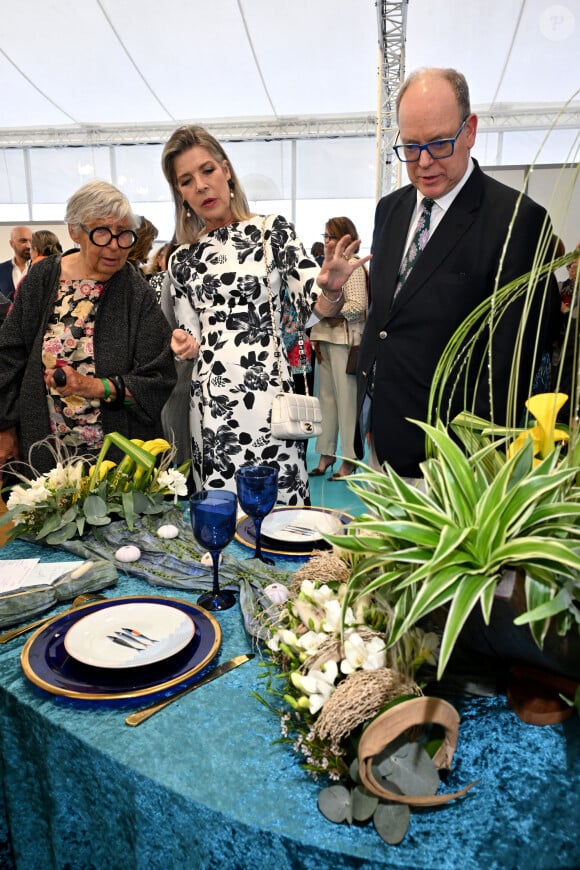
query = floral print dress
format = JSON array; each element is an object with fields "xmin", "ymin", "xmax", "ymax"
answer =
[
  {"xmin": 42, "ymin": 279, "xmax": 105, "ymax": 451},
  {"xmin": 168, "ymin": 214, "xmax": 319, "ymax": 504}
]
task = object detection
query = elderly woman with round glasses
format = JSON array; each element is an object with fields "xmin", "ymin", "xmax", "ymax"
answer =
[{"xmin": 0, "ymin": 180, "xmax": 176, "ymax": 478}]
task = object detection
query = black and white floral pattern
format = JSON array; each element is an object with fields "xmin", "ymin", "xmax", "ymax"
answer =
[{"xmin": 169, "ymin": 215, "xmax": 319, "ymax": 505}]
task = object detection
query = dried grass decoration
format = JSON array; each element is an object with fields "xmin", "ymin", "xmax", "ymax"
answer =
[{"xmin": 313, "ymin": 666, "xmax": 421, "ymax": 747}]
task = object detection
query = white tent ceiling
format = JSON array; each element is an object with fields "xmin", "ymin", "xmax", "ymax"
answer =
[{"xmin": 0, "ymin": 0, "xmax": 578, "ymax": 146}]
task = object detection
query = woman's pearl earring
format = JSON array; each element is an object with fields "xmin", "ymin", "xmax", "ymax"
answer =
[
  {"xmin": 228, "ymin": 179, "xmax": 235, "ymax": 200},
  {"xmin": 183, "ymin": 201, "xmax": 192, "ymax": 218}
]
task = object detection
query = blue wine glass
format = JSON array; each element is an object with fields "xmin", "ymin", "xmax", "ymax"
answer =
[
  {"xmin": 236, "ymin": 465, "xmax": 279, "ymax": 565},
  {"xmin": 190, "ymin": 490, "xmax": 237, "ymax": 611}
]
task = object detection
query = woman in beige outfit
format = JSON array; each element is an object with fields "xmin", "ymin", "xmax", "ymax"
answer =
[{"xmin": 310, "ymin": 217, "xmax": 367, "ymax": 480}]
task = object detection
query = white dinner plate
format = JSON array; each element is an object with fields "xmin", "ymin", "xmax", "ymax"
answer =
[
  {"xmin": 64, "ymin": 602, "xmax": 195, "ymax": 669},
  {"xmin": 260, "ymin": 508, "xmax": 344, "ymax": 543}
]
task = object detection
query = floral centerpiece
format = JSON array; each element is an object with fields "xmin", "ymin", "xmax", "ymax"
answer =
[
  {"xmin": 257, "ymin": 550, "xmax": 476, "ymax": 845},
  {"xmin": 1, "ymin": 432, "xmax": 190, "ymax": 546},
  {"xmin": 0, "ymin": 432, "xmax": 287, "ymax": 629}
]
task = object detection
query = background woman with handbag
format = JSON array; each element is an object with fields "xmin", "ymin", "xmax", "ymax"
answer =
[
  {"xmin": 310, "ymin": 217, "xmax": 368, "ymax": 480},
  {"xmin": 161, "ymin": 126, "xmax": 368, "ymax": 505}
]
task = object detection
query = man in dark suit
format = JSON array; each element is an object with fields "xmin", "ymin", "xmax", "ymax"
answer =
[
  {"xmin": 0, "ymin": 226, "xmax": 32, "ymax": 301},
  {"xmin": 356, "ymin": 68, "xmax": 553, "ymax": 478}
]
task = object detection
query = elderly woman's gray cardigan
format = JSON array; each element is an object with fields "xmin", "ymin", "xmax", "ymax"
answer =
[{"xmin": 0, "ymin": 255, "xmax": 177, "ymax": 473}]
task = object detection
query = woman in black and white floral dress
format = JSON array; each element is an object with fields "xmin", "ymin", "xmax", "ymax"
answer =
[{"xmin": 162, "ymin": 126, "xmax": 368, "ymax": 504}]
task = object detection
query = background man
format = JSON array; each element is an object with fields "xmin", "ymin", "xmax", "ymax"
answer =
[
  {"xmin": 0, "ymin": 226, "xmax": 32, "ymax": 301},
  {"xmin": 356, "ymin": 67, "xmax": 553, "ymax": 478}
]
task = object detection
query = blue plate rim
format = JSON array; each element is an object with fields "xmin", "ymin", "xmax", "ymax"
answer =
[{"xmin": 21, "ymin": 595, "xmax": 222, "ymax": 701}]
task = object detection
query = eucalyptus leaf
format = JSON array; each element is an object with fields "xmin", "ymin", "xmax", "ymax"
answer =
[
  {"xmin": 45, "ymin": 522, "xmax": 78, "ymax": 545},
  {"xmin": 317, "ymin": 785, "xmax": 352, "ymax": 824},
  {"xmin": 84, "ymin": 515, "xmax": 113, "ymax": 527},
  {"xmin": 373, "ymin": 736, "xmax": 406, "ymax": 779},
  {"xmin": 60, "ymin": 506, "xmax": 78, "ymax": 524},
  {"xmin": 352, "ymin": 786, "xmax": 379, "ymax": 822},
  {"xmin": 141, "ymin": 500, "xmax": 168, "ymax": 515},
  {"xmin": 349, "ymin": 757, "xmax": 361, "ymax": 784},
  {"xmin": 83, "ymin": 494, "xmax": 108, "ymax": 520},
  {"xmin": 131, "ymin": 492, "xmax": 153, "ymax": 514},
  {"xmin": 375, "ymin": 742, "xmax": 440, "ymax": 797},
  {"xmin": 37, "ymin": 512, "xmax": 67, "ymax": 538},
  {"xmin": 373, "ymin": 801, "xmax": 411, "ymax": 845}
]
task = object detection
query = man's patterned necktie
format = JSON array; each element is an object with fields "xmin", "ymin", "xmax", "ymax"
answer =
[{"xmin": 393, "ymin": 197, "xmax": 435, "ymax": 299}]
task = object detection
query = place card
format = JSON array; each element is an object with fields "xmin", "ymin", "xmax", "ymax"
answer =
[{"xmin": 0, "ymin": 559, "xmax": 80, "ymax": 595}]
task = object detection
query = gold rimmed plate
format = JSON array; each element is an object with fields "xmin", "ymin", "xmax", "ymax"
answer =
[
  {"xmin": 235, "ymin": 505, "xmax": 352, "ymax": 558},
  {"xmin": 21, "ymin": 595, "xmax": 221, "ymax": 701},
  {"xmin": 64, "ymin": 602, "xmax": 195, "ymax": 670}
]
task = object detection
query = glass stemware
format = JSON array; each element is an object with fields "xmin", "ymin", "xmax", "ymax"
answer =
[
  {"xmin": 236, "ymin": 465, "xmax": 278, "ymax": 565},
  {"xmin": 190, "ymin": 490, "xmax": 237, "ymax": 611}
]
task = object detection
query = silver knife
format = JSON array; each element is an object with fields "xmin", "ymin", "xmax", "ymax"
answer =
[{"xmin": 125, "ymin": 653, "xmax": 255, "ymax": 726}]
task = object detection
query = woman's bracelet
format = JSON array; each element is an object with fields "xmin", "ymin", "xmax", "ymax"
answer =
[
  {"xmin": 100, "ymin": 378, "xmax": 112, "ymax": 401},
  {"xmin": 320, "ymin": 287, "xmax": 344, "ymax": 305},
  {"xmin": 107, "ymin": 375, "xmax": 126, "ymax": 410}
]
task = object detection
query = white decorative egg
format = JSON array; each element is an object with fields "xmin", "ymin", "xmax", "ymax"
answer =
[
  {"xmin": 115, "ymin": 544, "xmax": 141, "ymax": 563},
  {"xmin": 263, "ymin": 582, "xmax": 290, "ymax": 604},
  {"xmin": 157, "ymin": 524, "xmax": 179, "ymax": 539}
]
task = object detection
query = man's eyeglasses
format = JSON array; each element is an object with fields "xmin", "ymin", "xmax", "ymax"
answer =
[
  {"xmin": 393, "ymin": 117, "xmax": 469, "ymax": 163},
  {"xmin": 80, "ymin": 224, "xmax": 137, "ymax": 249},
  {"xmin": 322, "ymin": 233, "xmax": 338, "ymax": 241}
]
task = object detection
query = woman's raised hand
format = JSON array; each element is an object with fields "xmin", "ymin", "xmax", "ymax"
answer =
[{"xmin": 316, "ymin": 234, "xmax": 371, "ymax": 294}]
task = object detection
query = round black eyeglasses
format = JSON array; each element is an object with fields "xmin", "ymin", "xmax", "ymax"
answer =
[{"xmin": 80, "ymin": 224, "xmax": 137, "ymax": 249}]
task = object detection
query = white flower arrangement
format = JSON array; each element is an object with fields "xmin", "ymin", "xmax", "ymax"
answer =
[
  {"xmin": 259, "ymin": 574, "xmax": 439, "ymax": 782},
  {"xmin": 1, "ymin": 432, "xmax": 190, "ymax": 546}
]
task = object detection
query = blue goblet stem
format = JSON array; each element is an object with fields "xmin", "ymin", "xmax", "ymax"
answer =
[
  {"xmin": 209, "ymin": 549, "xmax": 221, "ymax": 597},
  {"xmin": 254, "ymin": 517, "xmax": 264, "ymax": 561}
]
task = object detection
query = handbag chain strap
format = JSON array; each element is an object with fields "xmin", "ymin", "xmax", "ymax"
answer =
[{"xmin": 262, "ymin": 218, "xmax": 311, "ymax": 397}]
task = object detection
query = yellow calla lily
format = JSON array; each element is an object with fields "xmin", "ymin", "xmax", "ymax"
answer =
[
  {"xmin": 133, "ymin": 439, "xmax": 172, "ymax": 488},
  {"xmin": 508, "ymin": 392, "xmax": 569, "ymax": 460},
  {"xmin": 141, "ymin": 438, "xmax": 172, "ymax": 456},
  {"xmin": 88, "ymin": 459, "xmax": 117, "ymax": 483}
]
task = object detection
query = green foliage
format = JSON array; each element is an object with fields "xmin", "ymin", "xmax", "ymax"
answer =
[
  {"xmin": 0, "ymin": 432, "xmax": 190, "ymax": 547},
  {"xmin": 336, "ymin": 419, "xmax": 580, "ymax": 678},
  {"xmin": 317, "ymin": 740, "xmax": 439, "ymax": 844}
]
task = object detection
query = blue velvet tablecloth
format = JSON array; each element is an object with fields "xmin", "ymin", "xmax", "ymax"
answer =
[{"xmin": 1, "ymin": 536, "xmax": 580, "ymax": 870}]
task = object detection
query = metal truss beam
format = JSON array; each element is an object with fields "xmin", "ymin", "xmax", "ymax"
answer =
[
  {"xmin": 0, "ymin": 107, "xmax": 576, "ymax": 154},
  {"xmin": 475, "ymin": 105, "xmax": 580, "ymax": 132},
  {"xmin": 375, "ymin": 0, "xmax": 407, "ymax": 199},
  {"xmin": 0, "ymin": 115, "xmax": 378, "ymax": 149}
]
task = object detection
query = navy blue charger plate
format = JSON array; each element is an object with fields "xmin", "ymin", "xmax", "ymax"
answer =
[{"xmin": 21, "ymin": 595, "xmax": 221, "ymax": 701}]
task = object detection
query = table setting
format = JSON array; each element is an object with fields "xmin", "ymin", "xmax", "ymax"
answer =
[
  {"xmin": 1, "ymin": 441, "xmax": 580, "ymax": 869},
  {"xmin": 0, "ymin": 447, "xmax": 349, "ymax": 722}
]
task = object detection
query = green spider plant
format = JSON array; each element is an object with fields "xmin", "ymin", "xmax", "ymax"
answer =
[{"xmin": 334, "ymin": 417, "xmax": 580, "ymax": 679}]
